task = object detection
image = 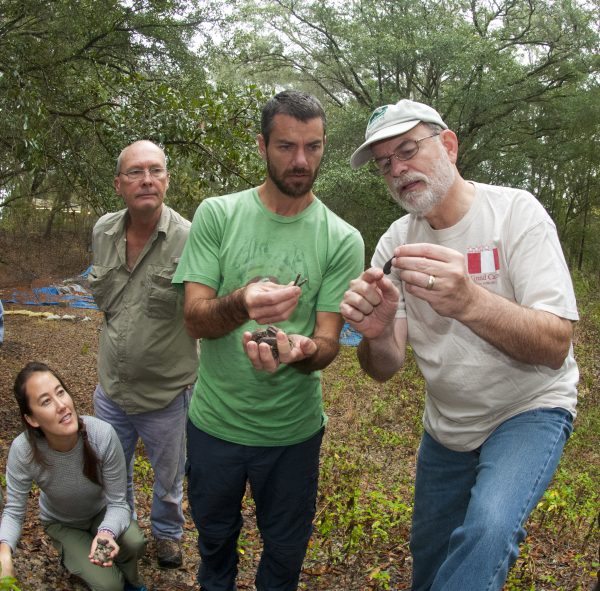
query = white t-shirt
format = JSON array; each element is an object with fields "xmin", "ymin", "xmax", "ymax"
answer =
[{"xmin": 373, "ymin": 182, "xmax": 579, "ymax": 451}]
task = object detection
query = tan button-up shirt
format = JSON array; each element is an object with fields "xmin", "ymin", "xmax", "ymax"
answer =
[{"xmin": 89, "ymin": 206, "xmax": 198, "ymax": 414}]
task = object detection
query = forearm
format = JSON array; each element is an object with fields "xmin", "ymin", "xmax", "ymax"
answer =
[
  {"xmin": 0, "ymin": 542, "xmax": 14, "ymax": 577},
  {"xmin": 357, "ymin": 322, "xmax": 406, "ymax": 382},
  {"xmin": 101, "ymin": 487, "xmax": 134, "ymax": 541},
  {"xmin": 100, "ymin": 434, "xmax": 132, "ymax": 540},
  {"xmin": 458, "ymin": 287, "xmax": 573, "ymax": 369},
  {"xmin": 0, "ymin": 465, "xmax": 30, "ymax": 554},
  {"xmin": 0, "ymin": 513, "xmax": 21, "ymax": 556},
  {"xmin": 185, "ymin": 287, "xmax": 249, "ymax": 339},
  {"xmin": 289, "ymin": 336, "xmax": 340, "ymax": 373},
  {"xmin": 98, "ymin": 496, "xmax": 131, "ymax": 540}
]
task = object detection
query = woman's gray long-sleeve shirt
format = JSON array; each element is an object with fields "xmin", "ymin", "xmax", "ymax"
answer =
[{"xmin": 0, "ymin": 416, "xmax": 131, "ymax": 552}]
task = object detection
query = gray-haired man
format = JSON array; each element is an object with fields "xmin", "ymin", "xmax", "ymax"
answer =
[
  {"xmin": 89, "ymin": 140, "xmax": 198, "ymax": 569},
  {"xmin": 342, "ymin": 99, "xmax": 578, "ymax": 590}
]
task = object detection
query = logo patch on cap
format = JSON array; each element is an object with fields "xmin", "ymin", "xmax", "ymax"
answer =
[{"xmin": 367, "ymin": 106, "xmax": 388, "ymax": 130}]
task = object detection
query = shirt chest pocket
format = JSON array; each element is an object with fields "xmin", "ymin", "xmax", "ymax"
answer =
[
  {"xmin": 88, "ymin": 265, "xmax": 120, "ymax": 314},
  {"xmin": 146, "ymin": 265, "xmax": 178, "ymax": 318}
]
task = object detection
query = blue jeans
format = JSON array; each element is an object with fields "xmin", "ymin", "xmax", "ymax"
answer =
[
  {"xmin": 94, "ymin": 384, "xmax": 191, "ymax": 540},
  {"xmin": 411, "ymin": 407, "xmax": 573, "ymax": 591},
  {"xmin": 186, "ymin": 421, "xmax": 324, "ymax": 591}
]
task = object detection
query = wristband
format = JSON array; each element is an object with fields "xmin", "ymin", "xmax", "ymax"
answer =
[{"xmin": 97, "ymin": 528, "xmax": 116, "ymax": 539}]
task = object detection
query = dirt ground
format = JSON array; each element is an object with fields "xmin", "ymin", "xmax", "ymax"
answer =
[
  {"xmin": 0, "ymin": 305, "xmax": 208, "ymax": 591},
  {"xmin": 0, "ymin": 231, "xmax": 598, "ymax": 590},
  {"xmin": 0, "ymin": 236, "xmax": 346, "ymax": 590},
  {"xmin": 0, "ymin": 300, "xmax": 393, "ymax": 591},
  {"xmin": 0, "ymin": 226, "xmax": 209, "ymax": 590}
]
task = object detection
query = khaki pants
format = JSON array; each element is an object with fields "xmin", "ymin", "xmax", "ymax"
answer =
[{"xmin": 45, "ymin": 511, "xmax": 146, "ymax": 591}]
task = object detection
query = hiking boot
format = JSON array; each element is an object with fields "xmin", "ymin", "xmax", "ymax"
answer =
[{"xmin": 155, "ymin": 537, "xmax": 183, "ymax": 569}]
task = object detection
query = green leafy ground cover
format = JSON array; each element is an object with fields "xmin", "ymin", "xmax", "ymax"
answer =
[
  {"xmin": 0, "ymin": 270, "xmax": 597, "ymax": 590},
  {"xmin": 185, "ymin": 272, "xmax": 598, "ymax": 589}
]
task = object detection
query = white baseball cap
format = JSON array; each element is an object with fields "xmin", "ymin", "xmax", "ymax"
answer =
[{"xmin": 350, "ymin": 99, "xmax": 448, "ymax": 169}]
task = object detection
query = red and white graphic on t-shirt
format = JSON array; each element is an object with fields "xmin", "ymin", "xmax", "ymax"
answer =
[{"xmin": 467, "ymin": 248, "xmax": 499, "ymax": 275}]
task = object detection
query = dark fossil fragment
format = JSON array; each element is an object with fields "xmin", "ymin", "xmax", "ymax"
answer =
[
  {"xmin": 92, "ymin": 538, "xmax": 113, "ymax": 563},
  {"xmin": 250, "ymin": 325, "xmax": 293, "ymax": 360}
]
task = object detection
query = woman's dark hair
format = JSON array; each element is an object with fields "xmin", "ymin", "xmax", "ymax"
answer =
[{"xmin": 14, "ymin": 362, "xmax": 102, "ymax": 486}]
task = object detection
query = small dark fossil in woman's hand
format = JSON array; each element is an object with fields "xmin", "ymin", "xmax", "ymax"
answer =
[{"xmin": 93, "ymin": 538, "xmax": 113, "ymax": 563}]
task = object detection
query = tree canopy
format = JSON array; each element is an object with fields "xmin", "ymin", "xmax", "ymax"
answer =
[
  {"xmin": 211, "ymin": 0, "xmax": 599, "ymax": 265},
  {"xmin": 1, "ymin": 0, "xmax": 598, "ymax": 270},
  {"xmin": 0, "ymin": 0, "xmax": 265, "ymax": 228}
]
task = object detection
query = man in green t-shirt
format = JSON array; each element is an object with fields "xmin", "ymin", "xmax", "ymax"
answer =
[{"xmin": 173, "ymin": 90, "xmax": 364, "ymax": 591}]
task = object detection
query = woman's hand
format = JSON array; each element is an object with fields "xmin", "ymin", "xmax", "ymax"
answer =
[
  {"xmin": 0, "ymin": 541, "xmax": 15, "ymax": 578},
  {"xmin": 89, "ymin": 532, "xmax": 119, "ymax": 567}
]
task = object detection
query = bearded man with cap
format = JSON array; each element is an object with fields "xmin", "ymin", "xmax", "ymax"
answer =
[{"xmin": 341, "ymin": 99, "xmax": 579, "ymax": 590}]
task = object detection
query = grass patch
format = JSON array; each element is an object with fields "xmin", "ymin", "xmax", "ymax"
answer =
[
  {"xmin": 302, "ymin": 273, "xmax": 600, "ymax": 589},
  {"xmin": 118, "ymin": 274, "xmax": 600, "ymax": 589}
]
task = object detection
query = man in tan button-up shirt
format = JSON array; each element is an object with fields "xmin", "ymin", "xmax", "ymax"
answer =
[{"xmin": 89, "ymin": 140, "xmax": 198, "ymax": 569}]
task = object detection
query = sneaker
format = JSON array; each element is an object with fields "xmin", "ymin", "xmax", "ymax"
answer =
[
  {"xmin": 123, "ymin": 584, "xmax": 148, "ymax": 591},
  {"xmin": 155, "ymin": 537, "xmax": 183, "ymax": 569}
]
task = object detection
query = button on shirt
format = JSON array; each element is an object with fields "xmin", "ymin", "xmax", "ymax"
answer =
[{"xmin": 89, "ymin": 206, "xmax": 198, "ymax": 414}]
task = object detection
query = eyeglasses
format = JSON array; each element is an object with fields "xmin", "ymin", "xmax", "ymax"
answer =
[
  {"xmin": 372, "ymin": 134, "xmax": 440, "ymax": 175},
  {"xmin": 118, "ymin": 167, "xmax": 168, "ymax": 181}
]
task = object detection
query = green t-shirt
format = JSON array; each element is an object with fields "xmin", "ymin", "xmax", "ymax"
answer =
[{"xmin": 173, "ymin": 188, "xmax": 364, "ymax": 446}]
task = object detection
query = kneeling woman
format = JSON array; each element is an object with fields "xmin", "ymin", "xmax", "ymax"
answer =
[{"xmin": 0, "ymin": 362, "xmax": 147, "ymax": 591}]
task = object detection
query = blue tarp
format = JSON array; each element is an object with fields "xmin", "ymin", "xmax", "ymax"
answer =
[
  {"xmin": 2, "ymin": 268, "xmax": 99, "ymax": 310},
  {"xmin": 3, "ymin": 287, "xmax": 98, "ymax": 309},
  {"xmin": 1, "ymin": 268, "xmax": 364, "ymax": 345},
  {"xmin": 339, "ymin": 322, "xmax": 362, "ymax": 347}
]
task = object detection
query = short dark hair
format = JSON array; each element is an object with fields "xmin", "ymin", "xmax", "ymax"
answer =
[{"xmin": 261, "ymin": 90, "xmax": 326, "ymax": 145}]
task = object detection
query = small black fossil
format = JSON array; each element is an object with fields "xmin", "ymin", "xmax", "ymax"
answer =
[
  {"xmin": 250, "ymin": 325, "xmax": 293, "ymax": 360},
  {"xmin": 293, "ymin": 273, "xmax": 308, "ymax": 287},
  {"xmin": 383, "ymin": 256, "xmax": 394, "ymax": 274}
]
